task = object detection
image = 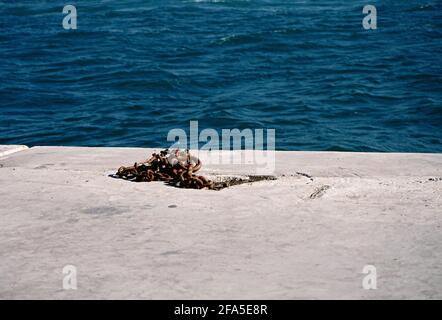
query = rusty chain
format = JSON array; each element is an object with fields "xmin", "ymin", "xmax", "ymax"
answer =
[{"xmin": 116, "ymin": 149, "xmax": 214, "ymax": 190}]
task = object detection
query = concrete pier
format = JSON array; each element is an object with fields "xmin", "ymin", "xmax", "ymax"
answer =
[{"xmin": 0, "ymin": 146, "xmax": 441, "ymax": 299}]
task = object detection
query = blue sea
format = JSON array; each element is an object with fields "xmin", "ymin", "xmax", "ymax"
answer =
[{"xmin": 1, "ymin": 0, "xmax": 441, "ymax": 152}]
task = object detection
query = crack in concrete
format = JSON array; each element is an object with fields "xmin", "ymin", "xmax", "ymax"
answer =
[
  {"xmin": 296, "ymin": 172, "xmax": 314, "ymax": 181},
  {"xmin": 212, "ymin": 175, "xmax": 277, "ymax": 190},
  {"xmin": 309, "ymin": 185, "xmax": 331, "ymax": 199}
]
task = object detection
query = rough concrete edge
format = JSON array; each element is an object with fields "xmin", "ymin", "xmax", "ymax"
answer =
[
  {"xmin": 0, "ymin": 145, "xmax": 29, "ymax": 158},
  {"xmin": 20, "ymin": 146, "xmax": 442, "ymax": 157}
]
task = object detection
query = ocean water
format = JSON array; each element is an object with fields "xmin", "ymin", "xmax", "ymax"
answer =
[{"xmin": 0, "ymin": 0, "xmax": 441, "ymax": 152}]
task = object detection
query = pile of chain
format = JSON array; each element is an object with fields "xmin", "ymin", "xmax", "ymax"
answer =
[{"xmin": 116, "ymin": 149, "xmax": 214, "ymax": 190}]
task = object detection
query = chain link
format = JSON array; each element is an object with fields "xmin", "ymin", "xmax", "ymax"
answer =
[{"xmin": 116, "ymin": 149, "xmax": 214, "ymax": 190}]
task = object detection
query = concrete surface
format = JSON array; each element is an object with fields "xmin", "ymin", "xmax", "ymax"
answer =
[{"xmin": 0, "ymin": 146, "xmax": 441, "ymax": 299}]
